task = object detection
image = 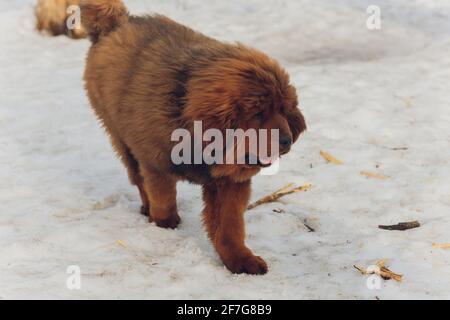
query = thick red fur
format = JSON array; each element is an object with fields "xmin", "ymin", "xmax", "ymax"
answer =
[{"xmin": 81, "ymin": 0, "xmax": 306, "ymax": 274}]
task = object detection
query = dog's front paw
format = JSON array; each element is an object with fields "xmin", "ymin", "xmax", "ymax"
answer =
[
  {"xmin": 223, "ymin": 253, "xmax": 268, "ymax": 275},
  {"xmin": 152, "ymin": 213, "xmax": 181, "ymax": 229}
]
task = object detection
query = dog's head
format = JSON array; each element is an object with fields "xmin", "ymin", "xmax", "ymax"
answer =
[{"xmin": 183, "ymin": 47, "xmax": 306, "ymax": 181}]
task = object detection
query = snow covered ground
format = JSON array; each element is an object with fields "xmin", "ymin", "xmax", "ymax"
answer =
[{"xmin": 1, "ymin": 0, "xmax": 449, "ymax": 299}]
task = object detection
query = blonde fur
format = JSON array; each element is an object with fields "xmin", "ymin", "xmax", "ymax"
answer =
[{"xmin": 35, "ymin": 0, "xmax": 86, "ymax": 39}]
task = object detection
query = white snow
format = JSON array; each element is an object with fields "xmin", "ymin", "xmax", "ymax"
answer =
[{"xmin": 1, "ymin": 0, "xmax": 450, "ymax": 299}]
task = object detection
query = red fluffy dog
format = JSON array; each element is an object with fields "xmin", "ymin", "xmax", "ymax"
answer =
[
  {"xmin": 81, "ymin": 0, "xmax": 306, "ymax": 274},
  {"xmin": 35, "ymin": 0, "xmax": 86, "ymax": 39}
]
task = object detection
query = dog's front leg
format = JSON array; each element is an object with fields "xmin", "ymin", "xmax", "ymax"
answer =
[{"xmin": 202, "ymin": 179, "xmax": 268, "ymax": 275}]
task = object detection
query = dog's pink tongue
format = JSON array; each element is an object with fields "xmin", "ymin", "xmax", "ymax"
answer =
[{"xmin": 259, "ymin": 156, "xmax": 273, "ymax": 165}]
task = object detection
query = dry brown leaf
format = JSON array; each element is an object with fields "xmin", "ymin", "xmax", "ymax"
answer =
[
  {"xmin": 379, "ymin": 267, "xmax": 403, "ymax": 282},
  {"xmin": 320, "ymin": 151, "xmax": 343, "ymax": 165},
  {"xmin": 379, "ymin": 221, "xmax": 420, "ymax": 231},
  {"xmin": 354, "ymin": 260, "xmax": 403, "ymax": 282},
  {"xmin": 360, "ymin": 171, "xmax": 388, "ymax": 180}
]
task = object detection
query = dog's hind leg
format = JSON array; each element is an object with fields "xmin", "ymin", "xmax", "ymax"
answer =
[
  {"xmin": 140, "ymin": 169, "xmax": 180, "ymax": 229},
  {"xmin": 123, "ymin": 148, "xmax": 150, "ymax": 217},
  {"xmin": 108, "ymin": 133, "xmax": 150, "ymax": 216}
]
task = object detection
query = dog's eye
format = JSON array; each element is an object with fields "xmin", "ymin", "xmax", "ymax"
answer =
[{"xmin": 255, "ymin": 111, "xmax": 264, "ymax": 120}]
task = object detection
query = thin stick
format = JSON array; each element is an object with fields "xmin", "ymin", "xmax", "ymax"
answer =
[
  {"xmin": 380, "ymin": 145, "xmax": 409, "ymax": 151},
  {"xmin": 303, "ymin": 222, "xmax": 315, "ymax": 233},
  {"xmin": 432, "ymin": 243, "xmax": 450, "ymax": 249},
  {"xmin": 247, "ymin": 184, "xmax": 312, "ymax": 210},
  {"xmin": 391, "ymin": 147, "xmax": 409, "ymax": 151},
  {"xmin": 320, "ymin": 151, "xmax": 343, "ymax": 165},
  {"xmin": 379, "ymin": 221, "xmax": 420, "ymax": 231},
  {"xmin": 361, "ymin": 171, "xmax": 388, "ymax": 180},
  {"xmin": 273, "ymin": 183, "xmax": 295, "ymax": 195}
]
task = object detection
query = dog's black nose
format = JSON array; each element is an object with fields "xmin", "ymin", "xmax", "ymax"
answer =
[{"xmin": 279, "ymin": 136, "xmax": 292, "ymax": 150}]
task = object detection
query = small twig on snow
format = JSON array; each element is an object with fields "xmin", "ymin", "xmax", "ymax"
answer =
[{"xmin": 247, "ymin": 184, "xmax": 312, "ymax": 210}]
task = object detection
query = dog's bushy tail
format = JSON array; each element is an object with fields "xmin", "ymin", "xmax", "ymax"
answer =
[{"xmin": 80, "ymin": 0, "xmax": 128, "ymax": 43}]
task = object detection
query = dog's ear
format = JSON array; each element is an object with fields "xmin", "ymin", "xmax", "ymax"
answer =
[
  {"xmin": 283, "ymin": 85, "xmax": 306, "ymax": 142},
  {"xmin": 286, "ymin": 106, "xmax": 306, "ymax": 143},
  {"xmin": 81, "ymin": 0, "xmax": 129, "ymax": 43}
]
